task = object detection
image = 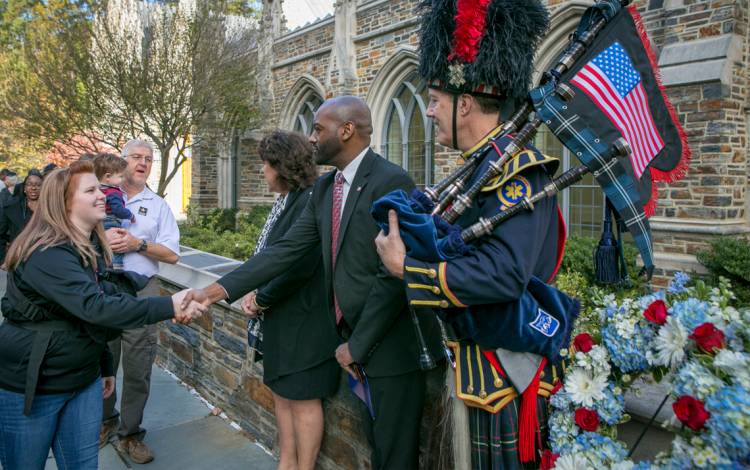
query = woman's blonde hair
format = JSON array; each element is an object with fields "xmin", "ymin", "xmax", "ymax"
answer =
[{"xmin": 5, "ymin": 160, "xmax": 112, "ymax": 271}]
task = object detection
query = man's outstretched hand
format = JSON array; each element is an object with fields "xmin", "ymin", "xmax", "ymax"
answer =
[{"xmin": 179, "ymin": 283, "xmax": 228, "ymax": 312}]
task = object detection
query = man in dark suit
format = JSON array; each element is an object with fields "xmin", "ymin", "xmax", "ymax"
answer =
[{"xmin": 182, "ymin": 96, "xmax": 442, "ymax": 469}]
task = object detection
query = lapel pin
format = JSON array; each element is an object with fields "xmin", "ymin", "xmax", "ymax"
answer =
[{"xmin": 357, "ymin": 186, "xmax": 362, "ymax": 192}]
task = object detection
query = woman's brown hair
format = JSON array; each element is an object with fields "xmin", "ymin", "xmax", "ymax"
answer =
[
  {"xmin": 4, "ymin": 160, "xmax": 112, "ymax": 271},
  {"xmin": 258, "ymin": 130, "xmax": 318, "ymax": 192}
]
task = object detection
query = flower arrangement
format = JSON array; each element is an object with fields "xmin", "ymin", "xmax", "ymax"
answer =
[{"xmin": 545, "ymin": 273, "xmax": 750, "ymax": 469}]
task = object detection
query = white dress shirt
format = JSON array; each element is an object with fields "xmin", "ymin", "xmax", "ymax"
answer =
[{"xmin": 335, "ymin": 147, "xmax": 369, "ymax": 222}]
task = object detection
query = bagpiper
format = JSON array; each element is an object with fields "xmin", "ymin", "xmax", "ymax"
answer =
[{"xmin": 375, "ymin": 0, "xmax": 571, "ymax": 468}]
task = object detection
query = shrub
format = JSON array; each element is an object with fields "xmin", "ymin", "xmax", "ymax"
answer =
[
  {"xmin": 556, "ymin": 236, "xmax": 643, "ymax": 336},
  {"xmin": 560, "ymin": 235, "xmax": 640, "ymax": 286},
  {"xmin": 180, "ymin": 205, "xmax": 271, "ymax": 260},
  {"xmin": 697, "ymin": 236, "xmax": 750, "ymax": 306}
]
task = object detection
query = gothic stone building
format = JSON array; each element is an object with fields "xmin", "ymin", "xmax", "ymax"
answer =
[
  {"xmin": 173, "ymin": 1, "xmax": 748, "ymax": 467},
  {"xmin": 190, "ymin": 0, "xmax": 749, "ymax": 281}
]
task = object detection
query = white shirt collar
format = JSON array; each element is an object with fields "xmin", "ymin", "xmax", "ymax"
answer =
[
  {"xmin": 338, "ymin": 147, "xmax": 369, "ymax": 185},
  {"xmin": 124, "ymin": 186, "xmax": 155, "ymax": 204}
]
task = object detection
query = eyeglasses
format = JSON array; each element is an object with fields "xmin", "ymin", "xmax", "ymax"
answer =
[{"xmin": 127, "ymin": 154, "xmax": 153, "ymax": 164}]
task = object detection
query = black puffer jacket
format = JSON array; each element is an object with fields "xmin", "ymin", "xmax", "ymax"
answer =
[{"xmin": 0, "ymin": 242, "xmax": 173, "ymax": 400}]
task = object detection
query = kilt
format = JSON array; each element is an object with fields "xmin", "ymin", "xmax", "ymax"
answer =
[{"xmin": 469, "ymin": 394, "xmax": 550, "ymax": 470}]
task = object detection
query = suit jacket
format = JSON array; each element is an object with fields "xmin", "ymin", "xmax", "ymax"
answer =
[
  {"xmin": 251, "ymin": 188, "xmax": 339, "ymax": 382},
  {"xmin": 218, "ymin": 150, "xmax": 442, "ymax": 377},
  {"xmin": 0, "ymin": 198, "xmax": 32, "ymax": 262}
]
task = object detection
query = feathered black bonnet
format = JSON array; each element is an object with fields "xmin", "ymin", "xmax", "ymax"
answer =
[{"xmin": 418, "ymin": 0, "xmax": 550, "ymax": 104}]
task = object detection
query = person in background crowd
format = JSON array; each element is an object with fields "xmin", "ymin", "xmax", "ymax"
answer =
[
  {"xmin": 0, "ymin": 169, "xmax": 18, "ymax": 208},
  {"xmin": 42, "ymin": 163, "xmax": 58, "ymax": 177},
  {"xmin": 100, "ymin": 139, "xmax": 180, "ymax": 464},
  {"xmin": 231, "ymin": 130, "xmax": 338, "ymax": 470},
  {"xmin": 0, "ymin": 169, "xmax": 42, "ymax": 264},
  {"xmin": 93, "ymin": 154, "xmax": 136, "ymax": 270},
  {"xmin": 0, "ymin": 160, "xmax": 205, "ymax": 470}
]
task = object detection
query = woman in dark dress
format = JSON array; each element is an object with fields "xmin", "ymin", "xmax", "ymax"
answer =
[
  {"xmin": 0, "ymin": 168, "xmax": 42, "ymax": 263},
  {"xmin": 240, "ymin": 131, "xmax": 339, "ymax": 470}
]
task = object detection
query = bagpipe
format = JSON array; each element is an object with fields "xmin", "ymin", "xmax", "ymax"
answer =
[{"xmin": 372, "ymin": 0, "xmax": 690, "ymax": 367}]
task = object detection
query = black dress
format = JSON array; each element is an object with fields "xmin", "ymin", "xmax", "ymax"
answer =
[{"xmin": 252, "ymin": 188, "xmax": 340, "ymax": 400}]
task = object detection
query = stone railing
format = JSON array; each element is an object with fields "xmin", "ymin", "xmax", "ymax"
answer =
[{"xmin": 154, "ymin": 246, "xmax": 445, "ymax": 470}]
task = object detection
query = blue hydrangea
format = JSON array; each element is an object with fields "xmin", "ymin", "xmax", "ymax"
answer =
[
  {"xmin": 631, "ymin": 463, "xmax": 653, "ymax": 470},
  {"xmin": 671, "ymin": 297, "xmax": 709, "ymax": 331},
  {"xmin": 668, "ymin": 271, "xmax": 690, "ymax": 295},
  {"xmin": 602, "ymin": 322, "xmax": 653, "ymax": 373},
  {"xmin": 573, "ymin": 432, "xmax": 628, "ymax": 462},
  {"xmin": 595, "ymin": 384, "xmax": 626, "ymax": 425},
  {"xmin": 672, "ymin": 360, "xmax": 724, "ymax": 401},
  {"xmin": 705, "ymin": 385, "xmax": 750, "ymax": 460}
]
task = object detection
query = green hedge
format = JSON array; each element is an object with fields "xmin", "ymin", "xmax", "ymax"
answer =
[
  {"xmin": 697, "ymin": 236, "xmax": 750, "ymax": 307},
  {"xmin": 180, "ymin": 206, "xmax": 271, "ymax": 260}
]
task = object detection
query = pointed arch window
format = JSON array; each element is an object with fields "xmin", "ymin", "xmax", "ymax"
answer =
[
  {"xmin": 293, "ymin": 94, "xmax": 323, "ymax": 136},
  {"xmin": 381, "ymin": 71, "xmax": 433, "ymax": 187}
]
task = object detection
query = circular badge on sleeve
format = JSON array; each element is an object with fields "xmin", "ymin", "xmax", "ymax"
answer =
[{"xmin": 497, "ymin": 175, "xmax": 532, "ymax": 207}]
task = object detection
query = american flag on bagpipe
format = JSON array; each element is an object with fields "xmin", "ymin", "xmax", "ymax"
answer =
[{"xmin": 531, "ymin": 0, "xmax": 690, "ymax": 275}]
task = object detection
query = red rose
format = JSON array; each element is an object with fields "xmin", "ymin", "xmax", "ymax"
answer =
[
  {"xmin": 673, "ymin": 395, "xmax": 711, "ymax": 431},
  {"xmin": 540, "ymin": 449, "xmax": 559, "ymax": 470},
  {"xmin": 689, "ymin": 322, "xmax": 725, "ymax": 354},
  {"xmin": 573, "ymin": 333, "xmax": 594, "ymax": 353},
  {"xmin": 643, "ymin": 300, "xmax": 668, "ymax": 325},
  {"xmin": 574, "ymin": 408, "xmax": 599, "ymax": 432}
]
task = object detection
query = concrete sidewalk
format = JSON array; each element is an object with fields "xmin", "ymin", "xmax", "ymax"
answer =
[{"xmin": 44, "ymin": 365, "xmax": 277, "ymax": 470}]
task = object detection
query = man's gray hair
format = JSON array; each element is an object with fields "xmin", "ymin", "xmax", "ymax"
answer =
[{"xmin": 122, "ymin": 139, "xmax": 154, "ymax": 157}]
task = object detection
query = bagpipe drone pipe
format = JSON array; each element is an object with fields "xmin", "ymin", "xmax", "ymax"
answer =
[{"xmin": 372, "ymin": 0, "xmax": 690, "ymax": 365}]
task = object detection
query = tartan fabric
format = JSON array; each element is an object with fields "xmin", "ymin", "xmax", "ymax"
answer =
[
  {"xmin": 469, "ymin": 395, "xmax": 550, "ymax": 470},
  {"xmin": 531, "ymin": 80, "xmax": 654, "ymax": 272}
]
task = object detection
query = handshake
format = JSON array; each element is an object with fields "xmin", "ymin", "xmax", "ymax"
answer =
[
  {"xmin": 170, "ymin": 289, "xmax": 210, "ymax": 324},
  {"xmin": 172, "ymin": 285, "xmax": 264, "ymax": 320}
]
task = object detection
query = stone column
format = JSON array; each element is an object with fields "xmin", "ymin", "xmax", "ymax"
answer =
[
  {"xmin": 326, "ymin": 0, "xmax": 358, "ymax": 96},
  {"xmin": 257, "ymin": 0, "xmax": 284, "ymax": 129}
]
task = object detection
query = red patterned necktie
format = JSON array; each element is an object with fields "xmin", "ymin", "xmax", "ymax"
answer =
[{"xmin": 331, "ymin": 172, "xmax": 345, "ymax": 324}]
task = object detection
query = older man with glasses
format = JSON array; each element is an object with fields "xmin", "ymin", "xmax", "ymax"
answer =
[{"xmin": 100, "ymin": 140, "xmax": 180, "ymax": 464}]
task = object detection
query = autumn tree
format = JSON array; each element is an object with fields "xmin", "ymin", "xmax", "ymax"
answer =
[{"xmin": 0, "ymin": 0, "xmax": 259, "ymax": 195}]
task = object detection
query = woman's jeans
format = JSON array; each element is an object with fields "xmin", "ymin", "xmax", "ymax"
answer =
[{"xmin": 0, "ymin": 378, "xmax": 102, "ymax": 470}]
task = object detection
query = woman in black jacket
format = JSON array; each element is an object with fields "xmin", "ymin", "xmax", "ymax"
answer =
[
  {"xmin": 230, "ymin": 131, "xmax": 339, "ymax": 470},
  {"xmin": 0, "ymin": 161, "xmax": 205, "ymax": 470},
  {"xmin": 0, "ymin": 168, "xmax": 42, "ymax": 263}
]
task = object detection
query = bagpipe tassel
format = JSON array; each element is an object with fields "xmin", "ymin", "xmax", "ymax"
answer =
[
  {"xmin": 518, "ymin": 357, "xmax": 547, "ymax": 463},
  {"xmin": 594, "ymin": 198, "xmax": 620, "ymax": 284}
]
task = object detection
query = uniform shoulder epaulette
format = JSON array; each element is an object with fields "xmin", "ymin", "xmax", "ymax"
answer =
[{"xmin": 481, "ymin": 149, "xmax": 559, "ymax": 193}]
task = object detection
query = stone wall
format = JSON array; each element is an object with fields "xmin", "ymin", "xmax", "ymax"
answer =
[{"xmin": 156, "ymin": 274, "xmax": 446, "ymax": 470}]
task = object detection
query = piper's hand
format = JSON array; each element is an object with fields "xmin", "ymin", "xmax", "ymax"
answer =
[
  {"xmin": 103, "ymin": 376, "xmax": 116, "ymax": 399},
  {"xmin": 375, "ymin": 209, "xmax": 406, "ymax": 279},
  {"xmin": 240, "ymin": 291, "xmax": 260, "ymax": 318},
  {"xmin": 335, "ymin": 342, "xmax": 357, "ymax": 379}
]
